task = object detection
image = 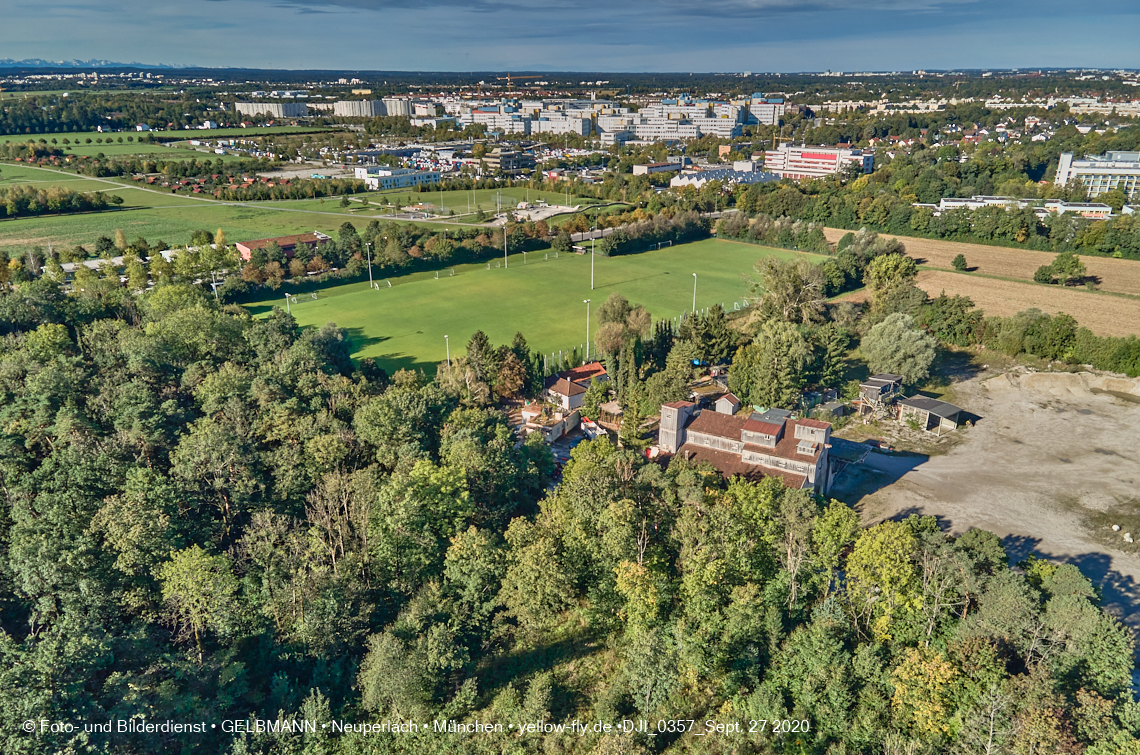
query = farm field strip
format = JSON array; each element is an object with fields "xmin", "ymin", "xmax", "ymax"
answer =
[
  {"xmin": 823, "ymin": 227, "xmax": 1140, "ymax": 297},
  {"xmin": 844, "ymin": 269, "xmax": 1140, "ymax": 338}
]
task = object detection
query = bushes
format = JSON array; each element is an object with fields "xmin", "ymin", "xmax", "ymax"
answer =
[
  {"xmin": 1072, "ymin": 329, "xmax": 1140, "ymax": 377},
  {"xmin": 715, "ymin": 212, "xmax": 829, "ymax": 253},
  {"xmin": 914, "ymin": 294, "xmax": 1140, "ymax": 377},
  {"xmin": 1034, "ymin": 265, "xmax": 1056, "ymax": 284}
]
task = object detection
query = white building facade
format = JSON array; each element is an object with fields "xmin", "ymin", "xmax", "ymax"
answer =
[
  {"xmin": 354, "ymin": 167, "xmax": 441, "ymax": 190},
  {"xmin": 234, "ymin": 102, "xmax": 308, "ymax": 119},
  {"xmin": 762, "ymin": 144, "xmax": 874, "ymax": 180},
  {"xmin": 1056, "ymin": 152, "xmax": 1140, "ymax": 199}
]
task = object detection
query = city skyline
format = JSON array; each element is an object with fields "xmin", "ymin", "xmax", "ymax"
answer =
[{"xmin": 3, "ymin": 0, "xmax": 1138, "ymax": 73}]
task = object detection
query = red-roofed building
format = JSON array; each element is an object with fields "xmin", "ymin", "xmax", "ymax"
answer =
[
  {"xmin": 236, "ymin": 232, "xmax": 332, "ymax": 261},
  {"xmin": 545, "ymin": 362, "xmax": 609, "ymax": 411},
  {"xmin": 659, "ymin": 403, "xmax": 833, "ymax": 493}
]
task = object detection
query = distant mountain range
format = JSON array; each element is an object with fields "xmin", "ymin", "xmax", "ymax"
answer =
[{"xmin": 0, "ymin": 58, "xmax": 189, "ymax": 69}]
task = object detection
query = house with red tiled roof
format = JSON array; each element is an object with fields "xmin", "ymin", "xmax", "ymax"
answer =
[
  {"xmin": 236, "ymin": 232, "xmax": 332, "ymax": 261},
  {"xmin": 659, "ymin": 401, "xmax": 833, "ymax": 493},
  {"xmin": 545, "ymin": 362, "xmax": 608, "ymax": 411}
]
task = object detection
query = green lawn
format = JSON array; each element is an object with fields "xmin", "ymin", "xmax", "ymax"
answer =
[
  {"xmin": 0, "ymin": 199, "xmax": 386, "ymax": 252},
  {"xmin": 244, "ymin": 238, "xmax": 826, "ymax": 374}
]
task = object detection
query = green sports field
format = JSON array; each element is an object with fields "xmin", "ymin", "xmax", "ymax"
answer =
[{"xmin": 245, "ymin": 239, "xmax": 826, "ymax": 374}]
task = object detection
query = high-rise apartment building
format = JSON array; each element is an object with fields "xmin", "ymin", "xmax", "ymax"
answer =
[{"xmin": 1056, "ymin": 152, "xmax": 1140, "ymax": 199}]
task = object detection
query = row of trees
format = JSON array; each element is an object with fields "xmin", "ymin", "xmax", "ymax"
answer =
[
  {"xmin": 213, "ymin": 177, "xmax": 367, "ymax": 201},
  {"xmin": 0, "ymin": 183, "xmax": 122, "ymax": 218}
]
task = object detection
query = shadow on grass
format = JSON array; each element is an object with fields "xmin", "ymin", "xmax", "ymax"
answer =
[
  {"xmin": 593, "ymin": 270, "xmax": 673, "ymax": 290},
  {"xmin": 340, "ymin": 326, "xmax": 387, "ymax": 355}
]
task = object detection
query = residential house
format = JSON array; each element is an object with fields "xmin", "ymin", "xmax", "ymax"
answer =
[{"xmin": 545, "ymin": 362, "xmax": 608, "ymax": 411}]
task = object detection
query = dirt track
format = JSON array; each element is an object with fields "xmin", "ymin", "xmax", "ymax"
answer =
[
  {"xmin": 823, "ymin": 228, "xmax": 1140, "ymax": 297},
  {"xmin": 832, "ymin": 370, "xmax": 1140, "ymax": 629}
]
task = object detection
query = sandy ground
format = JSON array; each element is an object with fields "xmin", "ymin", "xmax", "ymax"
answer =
[
  {"xmin": 832, "ymin": 370, "xmax": 1140, "ymax": 630},
  {"xmin": 842, "ymin": 269, "xmax": 1140, "ymax": 338},
  {"xmin": 823, "ymin": 227, "xmax": 1140, "ymax": 297}
]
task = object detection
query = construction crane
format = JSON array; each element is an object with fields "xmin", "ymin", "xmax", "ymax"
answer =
[{"xmin": 495, "ymin": 74, "xmax": 543, "ymax": 90}]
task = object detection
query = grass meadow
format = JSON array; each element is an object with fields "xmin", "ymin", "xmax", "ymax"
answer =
[
  {"xmin": 0, "ymin": 163, "xmax": 625, "ymax": 252},
  {"xmin": 244, "ymin": 238, "xmax": 825, "ymax": 374}
]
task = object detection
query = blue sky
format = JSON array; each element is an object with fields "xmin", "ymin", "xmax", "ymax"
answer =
[{"xmin": 4, "ymin": 0, "xmax": 1139, "ymax": 71}]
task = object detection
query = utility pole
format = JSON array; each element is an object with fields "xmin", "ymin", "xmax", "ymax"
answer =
[
  {"xmin": 504, "ymin": 223, "xmax": 508, "ymax": 268},
  {"xmin": 583, "ymin": 299, "xmax": 591, "ymax": 363},
  {"xmin": 445, "ymin": 334, "xmax": 450, "ymax": 367},
  {"xmin": 692, "ymin": 273, "xmax": 698, "ymax": 313},
  {"xmin": 365, "ymin": 241, "xmax": 373, "ymax": 289}
]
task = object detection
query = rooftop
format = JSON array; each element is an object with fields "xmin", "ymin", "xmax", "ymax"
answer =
[
  {"xmin": 549, "ymin": 378, "xmax": 587, "ymax": 397},
  {"xmin": 676, "ymin": 443, "xmax": 808, "ymax": 489},
  {"xmin": 742, "ymin": 419, "xmax": 784, "ymax": 436},
  {"xmin": 236, "ymin": 231, "xmax": 330, "ymax": 251},
  {"xmin": 686, "ymin": 409, "xmax": 748, "ymax": 438},
  {"xmin": 897, "ymin": 396, "xmax": 962, "ymax": 418}
]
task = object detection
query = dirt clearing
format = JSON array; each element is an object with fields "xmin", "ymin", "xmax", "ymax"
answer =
[
  {"xmin": 832, "ymin": 370, "xmax": 1140, "ymax": 630},
  {"xmin": 842, "ymin": 269, "xmax": 1140, "ymax": 337},
  {"xmin": 824, "ymin": 227, "xmax": 1140, "ymax": 297}
]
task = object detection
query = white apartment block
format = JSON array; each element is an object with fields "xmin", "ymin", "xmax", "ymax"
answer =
[
  {"xmin": 530, "ymin": 115, "xmax": 591, "ymax": 136},
  {"xmin": 748, "ymin": 101, "xmax": 785, "ymax": 125},
  {"xmin": 353, "ymin": 167, "xmax": 441, "ymax": 190},
  {"xmin": 382, "ymin": 98, "xmax": 413, "ymax": 117},
  {"xmin": 234, "ymin": 102, "xmax": 308, "ymax": 118},
  {"xmin": 1064, "ymin": 98, "xmax": 1140, "ymax": 118},
  {"xmin": 462, "ymin": 112, "xmax": 532, "ymax": 134},
  {"xmin": 332, "ymin": 100, "xmax": 386, "ymax": 118},
  {"xmin": 690, "ymin": 117, "xmax": 742, "ymax": 138},
  {"xmin": 762, "ymin": 144, "xmax": 874, "ymax": 180},
  {"xmin": 1056, "ymin": 152, "xmax": 1140, "ymax": 199}
]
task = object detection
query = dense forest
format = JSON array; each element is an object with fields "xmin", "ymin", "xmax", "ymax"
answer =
[{"xmin": 1, "ymin": 237, "xmax": 1137, "ymax": 754}]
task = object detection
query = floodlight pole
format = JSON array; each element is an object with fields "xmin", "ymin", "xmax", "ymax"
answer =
[
  {"xmin": 590, "ymin": 221, "xmax": 596, "ymax": 290},
  {"xmin": 285, "ymin": 294, "xmax": 291, "ymax": 314},
  {"xmin": 692, "ymin": 273, "xmax": 698, "ymax": 314},
  {"xmin": 583, "ymin": 299, "xmax": 591, "ymax": 363},
  {"xmin": 365, "ymin": 242, "xmax": 374, "ymax": 289},
  {"xmin": 445, "ymin": 334, "xmax": 450, "ymax": 367},
  {"xmin": 504, "ymin": 223, "xmax": 508, "ymax": 269}
]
